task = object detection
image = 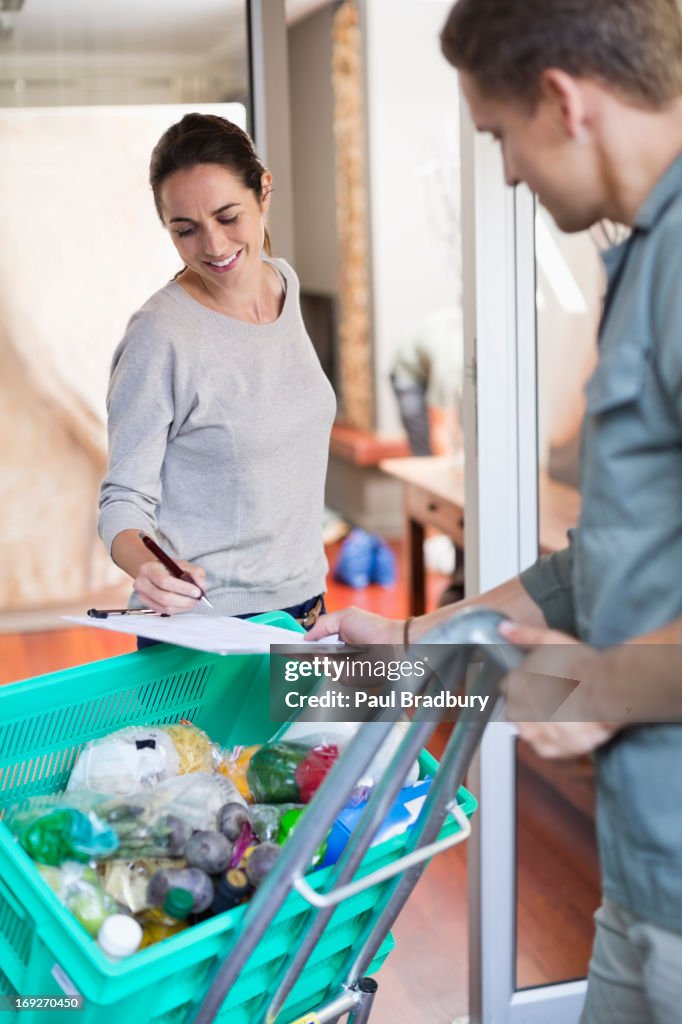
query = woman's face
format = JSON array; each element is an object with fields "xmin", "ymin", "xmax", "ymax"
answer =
[{"xmin": 159, "ymin": 162, "xmax": 271, "ymax": 288}]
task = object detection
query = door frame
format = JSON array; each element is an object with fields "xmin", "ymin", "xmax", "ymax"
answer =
[{"xmin": 459, "ymin": 92, "xmax": 587, "ymax": 1024}]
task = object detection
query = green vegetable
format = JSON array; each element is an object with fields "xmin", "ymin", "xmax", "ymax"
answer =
[
  {"xmin": 246, "ymin": 743, "xmax": 310, "ymax": 803},
  {"xmin": 250, "ymin": 804, "xmax": 303, "ymax": 844},
  {"xmin": 277, "ymin": 808, "xmax": 327, "ymax": 868},
  {"xmin": 68, "ymin": 889, "xmax": 112, "ymax": 938},
  {"xmin": 18, "ymin": 809, "xmax": 118, "ymax": 866},
  {"xmin": 245, "ymin": 743, "xmax": 339, "ymax": 804}
]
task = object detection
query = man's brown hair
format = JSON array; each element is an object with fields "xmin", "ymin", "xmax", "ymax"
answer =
[{"xmin": 441, "ymin": 0, "xmax": 682, "ymax": 108}]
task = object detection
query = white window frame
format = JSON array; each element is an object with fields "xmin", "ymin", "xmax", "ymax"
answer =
[{"xmin": 459, "ymin": 95, "xmax": 587, "ymax": 1024}]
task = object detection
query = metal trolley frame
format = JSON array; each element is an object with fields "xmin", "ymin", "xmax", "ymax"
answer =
[{"xmin": 190, "ymin": 608, "xmax": 523, "ymax": 1024}]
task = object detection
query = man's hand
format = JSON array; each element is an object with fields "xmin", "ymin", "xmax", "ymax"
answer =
[
  {"xmin": 498, "ymin": 621, "xmax": 623, "ymax": 758},
  {"xmin": 508, "ymin": 720, "xmax": 622, "ymax": 759}
]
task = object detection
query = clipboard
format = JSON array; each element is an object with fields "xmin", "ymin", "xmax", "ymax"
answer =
[{"xmin": 63, "ymin": 611, "xmax": 345, "ymax": 656}]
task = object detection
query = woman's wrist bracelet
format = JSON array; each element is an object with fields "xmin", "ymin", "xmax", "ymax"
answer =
[{"xmin": 403, "ymin": 615, "xmax": 415, "ymax": 651}]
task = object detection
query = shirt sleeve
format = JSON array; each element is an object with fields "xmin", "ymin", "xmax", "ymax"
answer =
[
  {"xmin": 98, "ymin": 314, "xmax": 176, "ymax": 554},
  {"xmin": 651, "ymin": 216, "xmax": 682, "ymax": 426},
  {"xmin": 519, "ymin": 533, "xmax": 577, "ymax": 635}
]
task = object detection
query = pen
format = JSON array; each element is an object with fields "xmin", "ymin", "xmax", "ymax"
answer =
[
  {"xmin": 87, "ymin": 608, "xmax": 167, "ymax": 619},
  {"xmin": 139, "ymin": 533, "xmax": 214, "ymax": 609}
]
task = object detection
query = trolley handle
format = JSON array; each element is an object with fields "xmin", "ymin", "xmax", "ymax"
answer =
[{"xmin": 291, "ymin": 798, "xmax": 471, "ymax": 910}]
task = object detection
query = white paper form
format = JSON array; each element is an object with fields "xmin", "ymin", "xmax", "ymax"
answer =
[{"xmin": 63, "ymin": 612, "xmax": 342, "ymax": 655}]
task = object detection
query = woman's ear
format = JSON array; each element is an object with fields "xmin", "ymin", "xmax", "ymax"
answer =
[{"xmin": 260, "ymin": 171, "xmax": 273, "ymax": 212}]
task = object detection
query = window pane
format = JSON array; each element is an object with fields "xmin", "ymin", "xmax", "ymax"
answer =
[{"xmin": 0, "ymin": 1, "xmax": 249, "ymax": 613}]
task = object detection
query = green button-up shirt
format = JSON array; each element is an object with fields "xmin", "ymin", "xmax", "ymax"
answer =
[{"xmin": 521, "ymin": 152, "xmax": 682, "ymax": 931}]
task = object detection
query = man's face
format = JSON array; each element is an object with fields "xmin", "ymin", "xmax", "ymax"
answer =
[{"xmin": 460, "ymin": 71, "xmax": 604, "ymax": 233}]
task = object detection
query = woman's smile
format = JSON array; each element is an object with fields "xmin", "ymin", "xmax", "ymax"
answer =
[{"xmin": 202, "ymin": 249, "xmax": 243, "ymax": 273}]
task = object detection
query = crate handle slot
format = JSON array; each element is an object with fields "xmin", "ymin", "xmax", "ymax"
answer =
[
  {"xmin": 291, "ymin": 798, "xmax": 471, "ymax": 909},
  {"xmin": 0, "ymin": 874, "xmax": 29, "ymax": 924}
]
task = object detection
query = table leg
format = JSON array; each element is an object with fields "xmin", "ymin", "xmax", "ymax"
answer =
[{"xmin": 407, "ymin": 516, "xmax": 426, "ymax": 616}]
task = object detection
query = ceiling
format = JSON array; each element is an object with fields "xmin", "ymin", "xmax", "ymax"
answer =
[
  {"xmin": 0, "ymin": 0, "xmax": 247, "ymax": 56},
  {"xmin": 0, "ymin": 0, "xmax": 334, "ymax": 55}
]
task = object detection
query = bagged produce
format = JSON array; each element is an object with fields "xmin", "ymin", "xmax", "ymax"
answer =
[
  {"xmin": 11, "ymin": 807, "xmax": 119, "ymax": 865},
  {"xmin": 100, "ymin": 858, "xmax": 186, "ymax": 914},
  {"xmin": 278, "ymin": 720, "xmax": 420, "ymax": 788},
  {"xmin": 67, "ymin": 722, "xmax": 222, "ymax": 796},
  {"xmin": 37, "ymin": 862, "xmax": 118, "ymax": 937},
  {"xmin": 67, "ymin": 726, "xmax": 181, "ymax": 795},
  {"xmin": 219, "ymin": 742, "xmax": 339, "ymax": 804},
  {"xmin": 156, "ymin": 722, "xmax": 219, "ymax": 775},
  {"xmin": 97, "ymin": 773, "xmax": 246, "ymax": 857},
  {"xmin": 249, "ymin": 803, "xmax": 304, "ymax": 844}
]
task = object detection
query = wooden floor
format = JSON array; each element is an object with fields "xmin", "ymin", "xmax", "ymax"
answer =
[{"xmin": 0, "ymin": 541, "xmax": 600, "ymax": 1022}]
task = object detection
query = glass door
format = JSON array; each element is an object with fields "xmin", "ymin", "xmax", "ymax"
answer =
[
  {"xmin": 514, "ymin": 210, "xmax": 607, "ymax": 993},
  {"xmin": 460, "ymin": 90, "xmax": 605, "ymax": 1023}
]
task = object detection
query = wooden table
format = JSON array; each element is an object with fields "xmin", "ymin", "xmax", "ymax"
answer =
[{"xmin": 380, "ymin": 455, "xmax": 581, "ymax": 615}]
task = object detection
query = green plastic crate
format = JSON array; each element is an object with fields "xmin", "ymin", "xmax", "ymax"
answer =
[{"xmin": 0, "ymin": 629, "xmax": 476, "ymax": 1024}]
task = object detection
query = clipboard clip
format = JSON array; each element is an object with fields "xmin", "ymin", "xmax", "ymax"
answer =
[{"xmin": 87, "ymin": 608, "xmax": 165, "ymax": 619}]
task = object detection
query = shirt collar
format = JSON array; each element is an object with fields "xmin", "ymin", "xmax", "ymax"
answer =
[
  {"xmin": 633, "ymin": 150, "xmax": 682, "ymax": 231},
  {"xmin": 601, "ymin": 238, "xmax": 631, "ymax": 286}
]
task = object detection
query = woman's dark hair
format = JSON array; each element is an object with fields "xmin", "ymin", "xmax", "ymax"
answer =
[
  {"xmin": 149, "ymin": 113, "xmax": 272, "ymax": 254},
  {"xmin": 441, "ymin": 0, "xmax": 682, "ymax": 110}
]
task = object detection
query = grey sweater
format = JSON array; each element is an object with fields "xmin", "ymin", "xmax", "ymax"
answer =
[{"xmin": 98, "ymin": 258, "xmax": 336, "ymax": 615}]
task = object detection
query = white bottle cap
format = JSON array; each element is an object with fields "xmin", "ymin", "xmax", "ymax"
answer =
[{"xmin": 97, "ymin": 914, "xmax": 143, "ymax": 959}]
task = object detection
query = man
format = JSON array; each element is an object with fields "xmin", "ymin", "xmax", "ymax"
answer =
[{"xmin": 309, "ymin": 1, "xmax": 682, "ymax": 1020}]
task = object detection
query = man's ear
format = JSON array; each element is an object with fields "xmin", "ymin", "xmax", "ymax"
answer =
[
  {"xmin": 260, "ymin": 170, "xmax": 273, "ymax": 211},
  {"xmin": 539, "ymin": 68, "xmax": 586, "ymax": 138}
]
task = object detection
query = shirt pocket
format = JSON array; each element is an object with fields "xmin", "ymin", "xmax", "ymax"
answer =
[{"xmin": 584, "ymin": 342, "xmax": 649, "ymax": 415}]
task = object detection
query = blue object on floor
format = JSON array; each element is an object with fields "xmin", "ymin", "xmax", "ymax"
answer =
[
  {"xmin": 372, "ymin": 536, "xmax": 397, "ymax": 586},
  {"xmin": 333, "ymin": 529, "xmax": 397, "ymax": 588},
  {"xmin": 332, "ymin": 528, "xmax": 375, "ymax": 588}
]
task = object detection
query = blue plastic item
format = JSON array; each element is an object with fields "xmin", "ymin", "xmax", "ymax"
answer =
[
  {"xmin": 372, "ymin": 537, "xmax": 397, "ymax": 586},
  {"xmin": 321, "ymin": 778, "xmax": 433, "ymax": 868},
  {"xmin": 332, "ymin": 528, "xmax": 375, "ymax": 588},
  {"xmin": 333, "ymin": 529, "xmax": 397, "ymax": 588}
]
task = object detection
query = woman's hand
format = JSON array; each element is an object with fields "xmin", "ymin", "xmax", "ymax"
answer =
[
  {"xmin": 306, "ymin": 607, "xmax": 404, "ymax": 646},
  {"xmin": 132, "ymin": 559, "xmax": 207, "ymax": 615}
]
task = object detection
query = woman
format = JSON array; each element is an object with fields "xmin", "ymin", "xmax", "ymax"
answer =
[{"xmin": 98, "ymin": 113, "xmax": 335, "ymax": 630}]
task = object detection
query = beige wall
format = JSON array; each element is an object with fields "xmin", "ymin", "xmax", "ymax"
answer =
[
  {"xmin": 0, "ymin": 103, "xmax": 245, "ymax": 613},
  {"xmin": 361, "ymin": 0, "xmax": 462, "ymax": 435},
  {"xmin": 288, "ymin": 5, "xmax": 339, "ymax": 294}
]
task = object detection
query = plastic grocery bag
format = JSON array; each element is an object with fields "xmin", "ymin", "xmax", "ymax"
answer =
[
  {"xmin": 38, "ymin": 862, "xmax": 118, "ymax": 937},
  {"xmin": 67, "ymin": 726, "xmax": 181, "ymax": 795},
  {"xmin": 67, "ymin": 722, "xmax": 220, "ymax": 796},
  {"xmin": 10, "ymin": 807, "xmax": 119, "ymax": 865}
]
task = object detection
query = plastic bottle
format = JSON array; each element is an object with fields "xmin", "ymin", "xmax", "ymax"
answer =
[
  {"xmin": 210, "ymin": 868, "xmax": 251, "ymax": 916},
  {"xmin": 97, "ymin": 914, "xmax": 143, "ymax": 959},
  {"xmin": 139, "ymin": 887, "xmax": 194, "ymax": 948},
  {"xmin": 277, "ymin": 808, "xmax": 328, "ymax": 867}
]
